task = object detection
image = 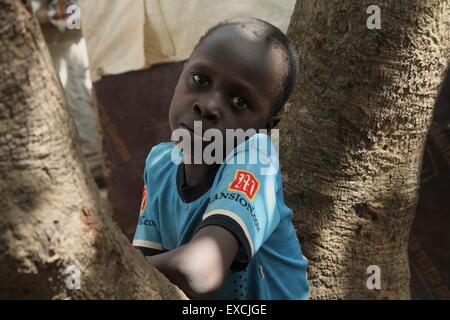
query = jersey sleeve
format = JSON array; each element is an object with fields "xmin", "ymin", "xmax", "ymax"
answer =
[
  {"xmin": 132, "ymin": 156, "xmax": 165, "ymax": 256},
  {"xmin": 196, "ymin": 140, "xmax": 281, "ymax": 270}
]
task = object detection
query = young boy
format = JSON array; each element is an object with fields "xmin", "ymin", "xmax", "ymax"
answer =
[{"xmin": 132, "ymin": 17, "xmax": 309, "ymax": 299}]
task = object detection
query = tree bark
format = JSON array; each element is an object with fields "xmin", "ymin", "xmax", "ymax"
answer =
[
  {"xmin": 0, "ymin": 0, "xmax": 186, "ymax": 299},
  {"xmin": 280, "ymin": 0, "xmax": 450, "ymax": 299}
]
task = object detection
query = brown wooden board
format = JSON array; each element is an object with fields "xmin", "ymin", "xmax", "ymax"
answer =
[{"xmin": 93, "ymin": 62, "xmax": 184, "ymax": 241}]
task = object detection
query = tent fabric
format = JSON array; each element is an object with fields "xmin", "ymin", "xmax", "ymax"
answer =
[
  {"xmin": 42, "ymin": 25, "xmax": 103, "ymax": 180},
  {"xmin": 78, "ymin": 0, "xmax": 296, "ymax": 82}
]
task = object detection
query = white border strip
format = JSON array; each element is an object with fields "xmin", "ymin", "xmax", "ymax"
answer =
[{"xmin": 132, "ymin": 239, "xmax": 163, "ymax": 251}]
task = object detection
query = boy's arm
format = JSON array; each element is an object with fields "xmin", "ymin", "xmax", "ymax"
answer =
[{"xmin": 145, "ymin": 225, "xmax": 239, "ymax": 299}]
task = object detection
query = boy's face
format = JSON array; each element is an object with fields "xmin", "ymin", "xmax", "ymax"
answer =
[{"xmin": 169, "ymin": 27, "xmax": 283, "ymax": 143}]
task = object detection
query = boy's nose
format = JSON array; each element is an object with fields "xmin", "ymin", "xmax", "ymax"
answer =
[{"xmin": 192, "ymin": 94, "xmax": 223, "ymax": 124}]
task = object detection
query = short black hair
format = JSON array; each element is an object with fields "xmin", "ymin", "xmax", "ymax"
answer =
[{"xmin": 190, "ymin": 17, "xmax": 299, "ymax": 121}]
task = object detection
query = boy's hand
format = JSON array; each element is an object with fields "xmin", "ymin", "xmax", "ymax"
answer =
[{"xmin": 145, "ymin": 225, "xmax": 239, "ymax": 299}]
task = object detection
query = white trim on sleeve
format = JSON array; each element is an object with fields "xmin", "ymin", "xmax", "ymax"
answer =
[{"xmin": 132, "ymin": 239, "xmax": 164, "ymax": 251}]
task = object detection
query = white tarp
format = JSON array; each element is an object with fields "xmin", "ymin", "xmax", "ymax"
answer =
[
  {"xmin": 78, "ymin": 0, "xmax": 296, "ymax": 82},
  {"xmin": 42, "ymin": 25, "xmax": 103, "ymax": 179}
]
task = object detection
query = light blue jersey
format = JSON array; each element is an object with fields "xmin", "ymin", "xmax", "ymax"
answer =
[{"xmin": 133, "ymin": 133, "xmax": 309, "ymax": 299}]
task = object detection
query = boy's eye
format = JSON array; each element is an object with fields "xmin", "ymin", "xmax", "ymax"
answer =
[
  {"xmin": 192, "ymin": 74, "xmax": 210, "ymax": 86},
  {"xmin": 231, "ymin": 96, "xmax": 248, "ymax": 110}
]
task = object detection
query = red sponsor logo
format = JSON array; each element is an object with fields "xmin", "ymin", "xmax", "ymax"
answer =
[
  {"xmin": 228, "ymin": 170, "xmax": 260, "ymax": 201},
  {"xmin": 140, "ymin": 186, "xmax": 147, "ymax": 213}
]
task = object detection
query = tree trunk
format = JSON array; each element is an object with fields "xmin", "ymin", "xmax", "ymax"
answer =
[
  {"xmin": 280, "ymin": 0, "xmax": 450, "ymax": 299},
  {"xmin": 0, "ymin": 0, "xmax": 186, "ymax": 299}
]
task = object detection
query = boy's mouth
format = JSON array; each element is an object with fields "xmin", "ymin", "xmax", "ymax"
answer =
[
  {"xmin": 179, "ymin": 123, "xmax": 193, "ymax": 132},
  {"xmin": 179, "ymin": 123, "xmax": 196, "ymax": 134},
  {"xmin": 179, "ymin": 123, "xmax": 207, "ymax": 142}
]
